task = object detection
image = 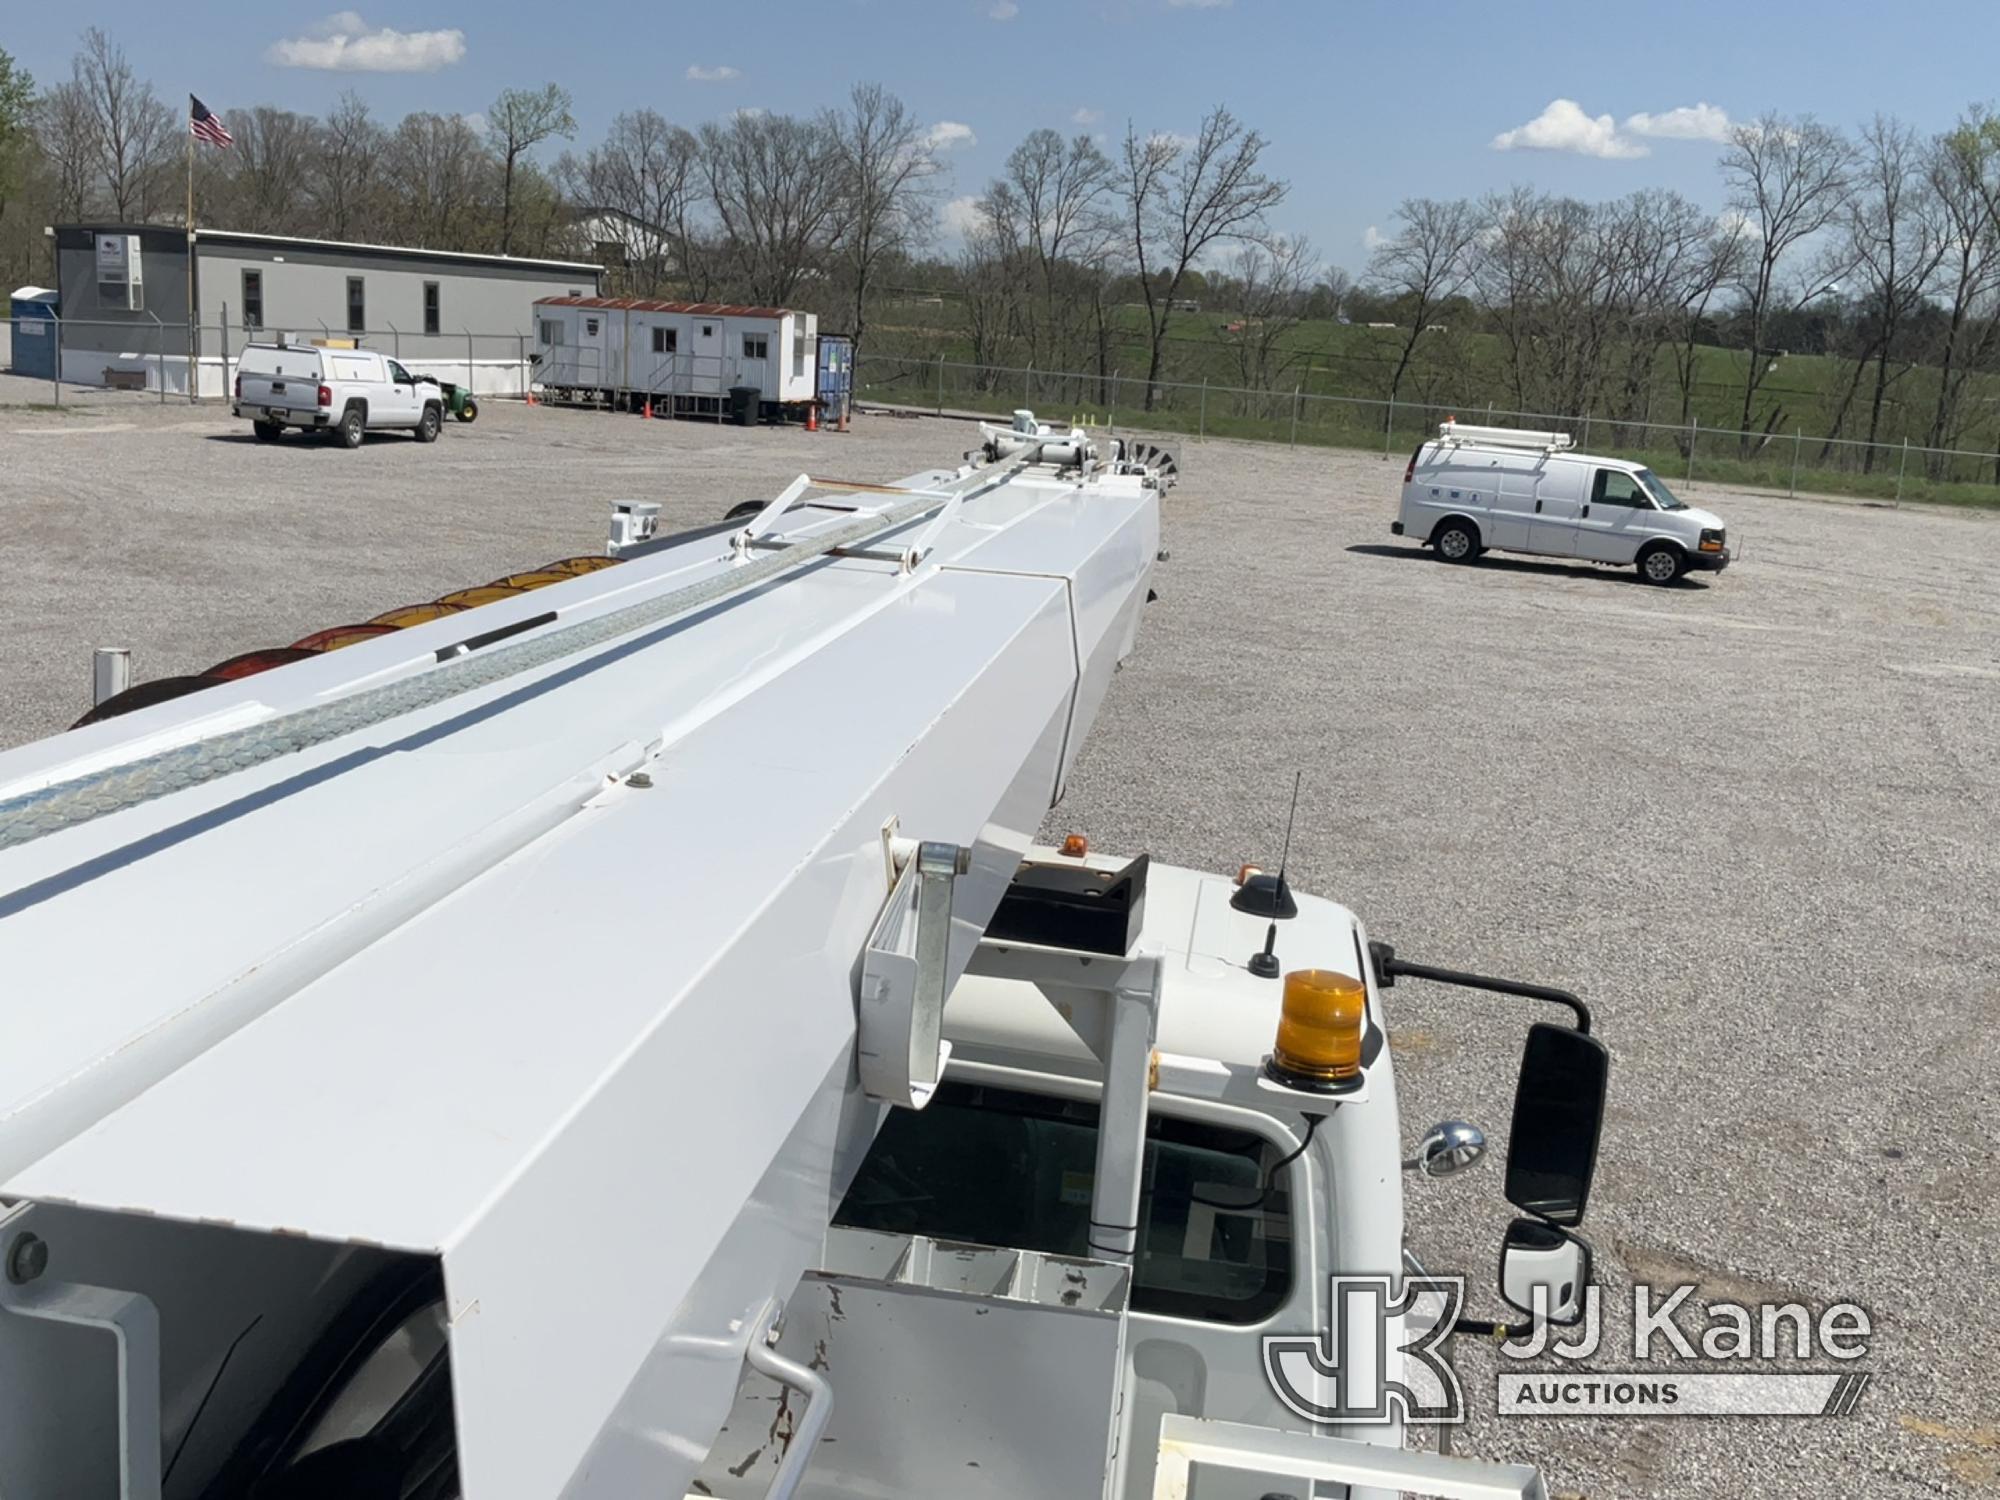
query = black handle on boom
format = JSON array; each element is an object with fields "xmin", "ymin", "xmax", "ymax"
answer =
[{"xmin": 1367, "ymin": 940, "xmax": 1592, "ymax": 1034}]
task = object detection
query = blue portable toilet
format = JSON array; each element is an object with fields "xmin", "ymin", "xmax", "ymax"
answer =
[
  {"xmin": 10, "ymin": 287, "xmax": 58, "ymax": 380},
  {"xmin": 816, "ymin": 334, "xmax": 853, "ymax": 427}
]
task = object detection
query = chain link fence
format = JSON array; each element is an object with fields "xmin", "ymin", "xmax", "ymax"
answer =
[
  {"xmin": 856, "ymin": 353, "xmax": 2000, "ymax": 508},
  {"xmin": 13, "ymin": 315, "xmax": 538, "ymax": 406}
]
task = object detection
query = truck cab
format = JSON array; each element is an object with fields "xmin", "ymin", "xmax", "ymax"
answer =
[
  {"xmin": 696, "ymin": 844, "xmax": 1608, "ymax": 1500},
  {"xmin": 1394, "ymin": 421, "xmax": 1730, "ymax": 584}
]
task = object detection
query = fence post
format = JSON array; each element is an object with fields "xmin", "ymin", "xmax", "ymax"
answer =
[
  {"xmin": 936, "ymin": 353, "xmax": 944, "ymax": 416},
  {"xmin": 151, "ymin": 312, "xmax": 165, "ymax": 404},
  {"xmin": 1790, "ymin": 428, "xmax": 1800, "ymax": 497},
  {"xmin": 1290, "ymin": 385, "xmax": 1300, "ymax": 445},
  {"xmin": 519, "ymin": 333, "xmax": 526, "ymax": 399},
  {"xmin": 1486, "ymin": 400, "xmax": 1493, "ymax": 425},
  {"xmin": 52, "ymin": 313, "xmax": 61, "ymax": 407},
  {"xmin": 1896, "ymin": 438, "xmax": 1907, "ymax": 507},
  {"xmin": 1687, "ymin": 416, "xmax": 1697, "ymax": 484},
  {"xmin": 1109, "ymin": 368, "xmax": 1118, "ymax": 431},
  {"xmin": 388, "ymin": 321, "xmax": 400, "ymax": 359},
  {"xmin": 1582, "ymin": 411, "xmax": 1591, "ymax": 450},
  {"xmin": 1199, "ymin": 378, "xmax": 1207, "ymax": 441},
  {"xmin": 1384, "ymin": 393, "xmax": 1395, "ymax": 458},
  {"xmin": 465, "ymin": 329, "xmax": 475, "ymax": 397}
]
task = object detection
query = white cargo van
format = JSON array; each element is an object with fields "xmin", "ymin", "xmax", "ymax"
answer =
[
  {"xmin": 233, "ymin": 340, "xmax": 444, "ymax": 448},
  {"xmin": 1391, "ymin": 421, "xmax": 1730, "ymax": 583}
]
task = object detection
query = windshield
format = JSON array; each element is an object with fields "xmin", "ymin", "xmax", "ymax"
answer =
[{"xmin": 1636, "ymin": 469, "xmax": 1689, "ymax": 510}]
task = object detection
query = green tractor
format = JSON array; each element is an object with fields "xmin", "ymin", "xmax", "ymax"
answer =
[{"xmin": 432, "ymin": 381, "xmax": 479, "ymax": 423}]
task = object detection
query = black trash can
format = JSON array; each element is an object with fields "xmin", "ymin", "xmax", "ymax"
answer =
[{"xmin": 728, "ymin": 385, "xmax": 759, "ymax": 426}]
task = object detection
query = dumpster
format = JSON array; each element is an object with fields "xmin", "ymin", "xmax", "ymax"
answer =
[
  {"xmin": 9, "ymin": 287, "xmax": 58, "ymax": 380},
  {"xmin": 728, "ymin": 384, "xmax": 760, "ymax": 426}
]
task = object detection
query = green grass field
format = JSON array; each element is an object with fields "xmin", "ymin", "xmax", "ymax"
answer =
[{"xmin": 859, "ymin": 300, "xmax": 2000, "ymax": 509}]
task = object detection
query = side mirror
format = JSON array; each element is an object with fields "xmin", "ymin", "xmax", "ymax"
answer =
[
  {"xmin": 1404, "ymin": 1120, "xmax": 1486, "ymax": 1179},
  {"xmin": 1498, "ymin": 1217, "xmax": 1592, "ymax": 1326},
  {"xmin": 1503, "ymin": 1022, "xmax": 1608, "ymax": 1226}
]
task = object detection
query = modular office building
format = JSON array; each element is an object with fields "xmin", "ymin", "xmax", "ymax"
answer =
[{"xmin": 47, "ymin": 224, "xmax": 601, "ymax": 398}]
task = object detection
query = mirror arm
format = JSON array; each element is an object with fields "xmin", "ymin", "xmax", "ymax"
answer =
[{"xmin": 1368, "ymin": 941, "xmax": 1591, "ymax": 1033}]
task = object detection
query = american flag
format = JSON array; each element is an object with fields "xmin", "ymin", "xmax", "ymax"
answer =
[{"xmin": 189, "ymin": 95, "xmax": 233, "ymax": 149}]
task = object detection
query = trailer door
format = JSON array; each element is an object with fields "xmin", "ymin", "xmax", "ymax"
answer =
[{"xmin": 692, "ymin": 317, "xmax": 722, "ymax": 394}]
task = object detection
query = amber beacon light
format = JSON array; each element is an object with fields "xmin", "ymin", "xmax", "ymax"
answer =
[{"xmin": 1266, "ymin": 968, "xmax": 1367, "ymax": 1091}]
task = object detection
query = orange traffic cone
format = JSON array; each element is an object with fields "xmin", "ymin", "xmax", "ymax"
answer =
[
  {"xmin": 643, "ymin": 397, "xmax": 653, "ymax": 419},
  {"xmin": 805, "ymin": 403, "xmax": 818, "ymax": 433},
  {"xmin": 525, "ymin": 385, "xmax": 537, "ymax": 407}
]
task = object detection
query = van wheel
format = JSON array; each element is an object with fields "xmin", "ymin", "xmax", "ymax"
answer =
[
  {"xmin": 414, "ymin": 403, "xmax": 442, "ymax": 443},
  {"xmin": 336, "ymin": 405, "xmax": 366, "ymax": 449},
  {"xmin": 253, "ymin": 421, "xmax": 285, "ymax": 442},
  {"xmin": 1637, "ymin": 543, "xmax": 1684, "ymax": 585},
  {"xmin": 1432, "ymin": 519, "xmax": 1480, "ymax": 563}
]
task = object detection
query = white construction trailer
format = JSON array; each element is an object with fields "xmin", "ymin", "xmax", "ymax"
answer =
[
  {"xmin": 532, "ymin": 295, "xmax": 819, "ymax": 418},
  {"xmin": 0, "ymin": 418, "xmax": 1604, "ymax": 1500}
]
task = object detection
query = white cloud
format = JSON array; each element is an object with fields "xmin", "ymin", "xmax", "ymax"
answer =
[
  {"xmin": 988, "ymin": 0, "xmax": 1019, "ymax": 17},
  {"xmin": 1625, "ymin": 102, "xmax": 1732, "ymax": 142},
  {"xmin": 1490, "ymin": 98, "xmax": 1647, "ymax": 159},
  {"xmin": 1148, "ymin": 129, "xmax": 1195, "ymax": 151},
  {"xmin": 926, "ymin": 120, "xmax": 977, "ymax": 151},
  {"xmin": 1362, "ymin": 225, "xmax": 1387, "ymax": 252},
  {"xmin": 459, "ymin": 111, "xmax": 488, "ymax": 137},
  {"xmin": 941, "ymin": 195, "xmax": 984, "ymax": 238},
  {"xmin": 686, "ymin": 63, "xmax": 740, "ymax": 82},
  {"xmin": 731, "ymin": 106, "xmax": 767, "ymax": 121},
  {"xmin": 1072, "ymin": 106, "xmax": 1102, "ymax": 126},
  {"xmin": 266, "ymin": 12, "xmax": 465, "ymax": 71}
]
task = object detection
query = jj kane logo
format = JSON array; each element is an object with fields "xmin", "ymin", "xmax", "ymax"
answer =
[{"xmin": 1264, "ymin": 1276, "xmax": 1873, "ymax": 1424}]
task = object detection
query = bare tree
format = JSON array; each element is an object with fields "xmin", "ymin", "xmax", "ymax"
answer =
[
  {"xmin": 1368, "ymin": 196, "xmax": 1481, "ymax": 405},
  {"xmin": 1814, "ymin": 117, "xmax": 1943, "ymax": 466},
  {"xmin": 1218, "ymin": 235, "xmax": 1319, "ymax": 392},
  {"xmin": 827, "ymin": 84, "xmax": 936, "ymax": 354},
  {"xmin": 1719, "ymin": 114, "xmax": 1854, "ymax": 443},
  {"xmin": 0, "ymin": 47, "xmax": 32, "ymax": 227},
  {"xmin": 36, "ymin": 79, "xmax": 98, "ymax": 221},
  {"xmin": 309, "ymin": 92, "xmax": 382, "ymax": 242},
  {"xmin": 74, "ymin": 28, "xmax": 174, "ymax": 220},
  {"xmin": 1922, "ymin": 118, "xmax": 2000, "ymax": 461},
  {"xmin": 218, "ymin": 108, "xmax": 320, "ymax": 236},
  {"xmin": 488, "ymin": 84, "xmax": 575, "ymax": 256},
  {"xmin": 998, "ymin": 128, "xmax": 1114, "ymax": 369},
  {"xmin": 698, "ymin": 111, "xmax": 845, "ymax": 306},
  {"xmin": 558, "ymin": 109, "xmax": 701, "ymax": 295},
  {"xmin": 381, "ymin": 112, "xmax": 492, "ymax": 249},
  {"xmin": 1120, "ymin": 107, "xmax": 1285, "ymax": 408}
]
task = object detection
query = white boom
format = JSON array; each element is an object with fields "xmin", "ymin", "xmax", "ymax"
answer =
[{"xmin": 0, "ymin": 430, "xmax": 1165, "ymax": 1500}]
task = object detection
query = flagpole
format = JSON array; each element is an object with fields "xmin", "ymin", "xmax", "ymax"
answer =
[{"xmin": 185, "ymin": 112, "xmax": 196, "ymax": 405}]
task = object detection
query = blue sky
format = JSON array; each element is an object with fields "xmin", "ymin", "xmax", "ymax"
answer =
[{"xmin": 14, "ymin": 0, "xmax": 2000, "ymax": 274}]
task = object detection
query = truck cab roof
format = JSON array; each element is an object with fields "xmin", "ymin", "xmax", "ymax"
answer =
[{"xmin": 944, "ymin": 848, "xmax": 1374, "ymax": 1089}]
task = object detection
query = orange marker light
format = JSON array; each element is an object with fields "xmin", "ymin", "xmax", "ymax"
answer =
[
  {"xmin": 1060, "ymin": 833, "xmax": 1090, "ymax": 858},
  {"xmin": 1236, "ymin": 863, "xmax": 1264, "ymax": 886},
  {"xmin": 1269, "ymin": 969, "xmax": 1367, "ymax": 1089}
]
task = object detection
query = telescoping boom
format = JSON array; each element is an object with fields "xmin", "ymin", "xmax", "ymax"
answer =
[{"xmin": 0, "ymin": 427, "xmax": 1165, "ymax": 1500}]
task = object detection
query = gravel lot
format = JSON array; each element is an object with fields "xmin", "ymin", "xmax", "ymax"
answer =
[{"xmin": 3, "ymin": 396, "xmax": 1997, "ymax": 1497}]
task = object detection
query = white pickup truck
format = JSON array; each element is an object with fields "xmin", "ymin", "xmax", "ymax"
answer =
[{"xmin": 233, "ymin": 340, "xmax": 446, "ymax": 448}]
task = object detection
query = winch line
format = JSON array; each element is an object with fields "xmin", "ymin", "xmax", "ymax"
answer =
[{"xmin": 0, "ymin": 453, "xmax": 1038, "ymax": 855}]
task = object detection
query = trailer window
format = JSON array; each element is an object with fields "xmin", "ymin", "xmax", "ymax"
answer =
[
  {"xmin": 793, "ymin": 326, "xmax": 806, "ymax": 378},
  {"xmin": 346, "ymin": 277, "xmax": 365, "ymax": 334},
  {"xmin": 653, "ymin": 326, "xmax": 677, "ymax": 354},
  {"xmin": 835, "ymin": 1082, "xmax": 1294, "ymax": 1325},
  {"xmin": 242, "ymin": 269, "xmax": 263, "ymax": 330},
  {"xmin": 539, "ymin": 319, "xmax": 562, "ymax": 345},
  {"xmin": 423, "ymin": 281, "xmax": 440, "ymax": 337},
  {"xmin": 743, "ymin": 334, "xmax": 769, "ymax": 360}
]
